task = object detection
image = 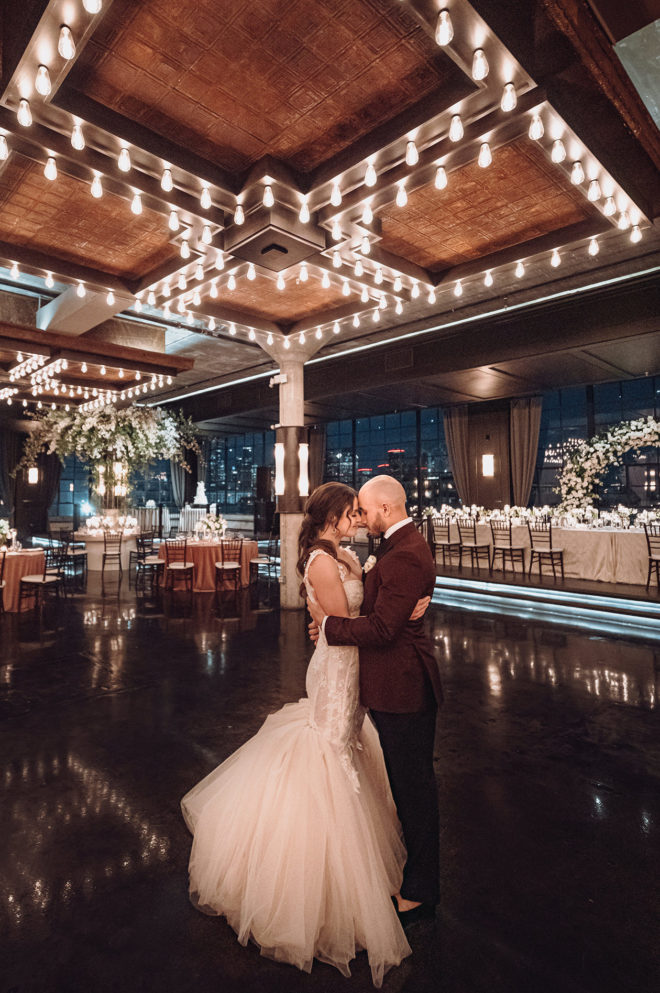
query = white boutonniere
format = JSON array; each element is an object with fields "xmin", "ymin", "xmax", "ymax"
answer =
[{"xmin": 363, "ymin": 555, "xmax": 377, "ymax": 574}]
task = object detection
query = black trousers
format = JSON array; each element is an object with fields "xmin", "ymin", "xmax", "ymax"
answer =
[{"xmin": 370, "ymin": 708, "xmax": 439, "ymax": 905}]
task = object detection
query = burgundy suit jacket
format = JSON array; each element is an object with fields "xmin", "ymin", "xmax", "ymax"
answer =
[{"xmin": 324, "ymin": 522, "xmax": 442, "ymax": 713}]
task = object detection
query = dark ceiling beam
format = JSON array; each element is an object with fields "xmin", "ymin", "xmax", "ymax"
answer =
[
  {"xmin": 196, "ymin": 303, "xmax": 281, "ymax": 337},
  {"xmin": 0, "ymin": 239, "xmax": 133, "ymax": 293}
]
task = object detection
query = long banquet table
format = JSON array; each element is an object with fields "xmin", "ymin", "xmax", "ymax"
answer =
[
  {"xmin": 445, "ymin": 524, "xmax": 649, "ymax": 585},
  {"xmin": 158, "ymin": 539, "xmax": 259, "ymax": 591},
  {"xmin": 1, "ymin": 548, "xmax": 46, "ymax": 611}
]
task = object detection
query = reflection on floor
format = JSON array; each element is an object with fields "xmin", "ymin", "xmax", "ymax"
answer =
[{"xmin": 1, "ymin": 576, "xmax": 659, "ymax": 993}]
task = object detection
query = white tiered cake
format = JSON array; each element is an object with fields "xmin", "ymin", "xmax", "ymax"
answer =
[{"xmin": 193, "ymin": 480, "xmax": 208, "ymax": 506}]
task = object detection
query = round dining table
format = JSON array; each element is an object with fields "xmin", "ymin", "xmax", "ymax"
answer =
[
  {"xmin": 158, "ymin": 539, "xmax": 259, "ymax": 591},
  {"xmin": 1, "ymin": 548, "xmax": 46, "ymax": 612}
]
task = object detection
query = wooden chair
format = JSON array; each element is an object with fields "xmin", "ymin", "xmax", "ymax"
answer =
[
  {"xmin": 490, "ymin": 520, "xmax": 526, "ymax": 574},
  {"xmin": 162, "ymin": 539, "xmax": 194, "ymax": 592},
  {"xmin": 527, "ymin": 522, "xmax": 564, "ymax": 580},
  {"xmin": 456, "ymin": 518, "xmax": 491, "ymax": 570},
  {"xmin": 430, "ymin": 518, "xmax": 461, "ymax": 568},
  {"xmin": 62, "ymin": 530, "xmax": 87, "ymax": 583},
  {"xmin": 644, "ymin": 524, "xmax": 660, "ymax": 590},
  {"xmin": 0, "ymin": 549, "xmax": 6, "ymax": 614},
  {"xmin": 102, "ymin": 531, "xmax": 123, "ymax": 576},
  {"xmin": 249, "ymin": 535, "xmax": 278, "ymax": 584},
  {"xmin": 215, "ymin": 538, "xmax": 243, "ymax": 593},
  {"xmin": 19, "ymin": 546, "xmax": 65, "ymax": 608},
  {"xmin": 134, "ymin": 533, "xmax": 163, "ymax": 589},
  {"xmin": 412, "ymin": 516, "xmax": 429, "ymax": 541}
]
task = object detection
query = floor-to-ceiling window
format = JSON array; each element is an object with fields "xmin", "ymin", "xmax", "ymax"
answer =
[{"xmin": 205, "ymin": 431, "xmax": 275, "ymax": 513}]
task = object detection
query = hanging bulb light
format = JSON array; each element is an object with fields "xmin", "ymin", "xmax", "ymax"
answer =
[
  {"xmin": 551, "ymin": 139, "xmax": 566, "ymax": 163},
  {"xmin": 162, "ymin": 281, "xmax": 171, "ymax": 297},
  {"xmin": 70, "ymin": 123, "xmax": 85, "ymax": 150},
  {"xmin": 177, "ymin": 297, "xmax": 186, "ymax": 314},
  {"xmin": 617, "ymin": 211, "xmax": 630, "ymax": 230},
  {"xmin": 180, "ymin": 239, "xmax": 190, "ymax": 259},
  {"xmin": 10, "ymin": 262, "xmax": 19, "ymax": 280},
  {"xmin": 396, "ymin": 183, "xmax": 408, "ymax": 207},
  {"xmin": 234, "ymin": 203, "xmax": 245, "ymax": 225},
  {"xmin": 247, "ymin": 262, "xmax": 256, "ymax": 280},
  {"xmin": 276, "ymin": 272, "xmax": 285, "ymax": 290},
  {"xmin": 434, "ymin": 165, "xmax": 448, "ymax": 190},
  {"xmin": 227, "ymin": 274, "xmax": 236, "ymax": 291},
  {"xmin": 17, "ymin": 100, "xmax": 32, "ymax": 126},
  {"xmin": 263, "ymin": 184, "xmax": 274, "ymax": 207},
  {"xmin": 354, "ymin": 259, "xmax": 364, "ymax": 277},
  {"xmin": 316, "ymin": 327, "xmax": 324, "ymax": 341},
  {"xmin": 192, "ymin": 289, "xmax": 201, "ymax": 306},
  {"xmin": 427, "ymin": 287, "xmax": 436, "ymax": 304},
  {"xmin": 201, "ymin": 224, "xmax": 213, "ymax": 245},
  {"xmin": 361, "ymin": 235, "xmax": 371, "ymax": 255},
  {"xmin": 147, "ymin": 290, "xmax": 156, "ymax": 305},
  {"xmin": 58, "ymin": 25, "xmax": 76, "ymax": 60},
  {"xmin": 570, "ymin": 161, "xmax": 584, "ymax": 185},
  {"xmin": 395, "ymin": 299, "xmax": 403, "ymax": 315},
  {"xmin": 118, "ymin": 146, "xmax": 131, "ymax": 172},
  {"xmin": 361, "ymin": 201, "xmax": 373, "ymax": 225},
  {"xmin": 248, "ymin": 329, "xmax": 256, "ymax": 341},
  {"xmin": 379, "ymin": 293, "xmax": 387, "ymax": 310},
  {"xmin": 200, "ymin": 186, "xmax": 212, "ymax": 210},
  {"xmin": 44, "ymin": 157, "xmax": 57, "ymax": 181},
  {"xmin": 393, "ymin": 275, "xmax": 402, "ymax": 293},
  {"xmin": 208, "ymin": 316, "xmax": 216, "ymax": 331},
  {"xmin": 372, "ymin": 308, "xmax": 379, "ymax": 322},
  {"xmin": 333, "ymin": 321, "xmax": 340, "ymax": 334},
  {"xmin": 603, "ymin": 196, "xmax": 616, "ymax": 217},
  {"xmin": 454, "ymin": 279, "xmax": 463, "ymax": 297},
  {"xmin": 630, "ymin": 225, "xmax": 642, "ymax": 244},
  {"xmin": 177, "ymin": 273, "xmax": 187, "ymax": 290},
  {"xmin": 361, "ymin": 286, "xmax": 369, "ymax": 303},
  {"xmin": 550, "ymin": 249, "xmax": 561, "ymax": 268},
  {"xmin": 332, "ymin": 250, "xmax": 342, "ymax": 268},
  {"xmin": 341, "ymin": 279, "xmax": 351, "ymax": 297},
  {"xmin": 186, "ymin": 311, "xmax": 194, "ymax": 326},
  {"xmin": 484, "ymin": 269, "xmax": 493, "ymax": 287},
  {"xmin": 168, "ymin": 210, "xmax": 179, "ymax": 231},
  {"xmin": 215, "ymin": 251, "xmax": 224, "ymax": 271},
  {"xmin": 161, "ymin": 301, "xmax": 169, "ymax": 317},
  {"xmin": 515, "ymin": 260, "xmax": 525, "ymax": 278},
  {"xmin": 365, "ymin": 161, "xmax": 377, "ymax": 187},
  {"xmin": 83, "ymin": 0, "xmax": 103, "ymax": 11},
  {"xmin": 321, "ymin": 270, "xmax": 330, "ymax": 288},
  {"xmin": 106, "ymin": 291, "xmax": 115, "ymax": 306},
  {"xmin": 330, "ymin": 182, "xmax": 342, "ymax": 207},
  {"xmin": 299, "ymin": 331, "xmax": 306, "ymax": 344},
  {"xmin": 411, "ymin": 280, "xmax": 420, "ymax": 299},
  {"xmin": 528, "ymin": 114, "xmax": 544, "ymax": 140},
  {"xmin": 374, "ymin": 266, "xmax": 383, "ymax": 285},
  {"xmin": 131, "ymin": 192, "xmax": 142, "ymax": 215},
  {"xmin": 35, "ymin": 65, "xmax": 52, "ymax": 97},
  {"xmin": 0, "ymin": 136, "xmax": 8, "ymax": 160},
  {"xmin": 299, "ymin": 198, "xmax": 310, "ymax": 223},
  {"xmin": 194, "ymin": 261, "xmax": 204, "ymax": 281},
  {"xmin": 267, "ymin": 332, "xmax": 274, "ymax": 346},
  {"xmin": 449, "ymin": 114, "xmax": 463, "ymax": 142},
  {"xmin": 477, "ymin": 142, "xmax": 492, "ymax": 168},
  {"xmin": 471, "ymin": 48, "xmax": 489, "ymax": 81},
  {"xmin": 299, "ymin": 262, "xmax": 308, "ymax": 282},
  {"xmin": 209, "ymin": 280, "xmax": 218, "ymax": 298},
  {"xmin": 500, "ymin": 82, "xmax": 517, "ymax": 112},
  {"xmin": 44, "ymin": 271, "xmax": 54, "ymax": 288},
  {"xmin": 435, "ymin": 9, "xmax": 454, "ymax": 45},
  {"xmin": 353, "ymin": 313, "xmax": 360, "ymax": 328},
  {"xmin": 77, "ymin": 281, "xmax": 86, "ymax": 298},
  {"xmin": 161, "ymin": 168, "xmax": 173, "ymax": 192},
  {"xmin": 332, "ymin": 219, "xmax": 342, "ymax": 241},
  {"xmin": 405, "ymin": 140, "xmax": 418, "ymax": 166},
  {"xmin": 587, "ymin": 179, "xmax": 601, "ymax": 202}
]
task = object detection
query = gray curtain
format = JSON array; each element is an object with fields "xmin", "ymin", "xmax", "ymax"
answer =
[
  {"xmin": 510, "ymin": 397, "xmax": 543, "ymax": 506},
  {"xmin": 309, "ymin": 425, "xmax": 326, "ymax": 492},
  {"xmin": 38, "ymin": 452, "xmax": 62, "ymax": 514},
  {"xmin": 443, "ymin": 406, "xmax": 473, "ymax": 505},
  {"xmin": 170, "ymin": 460, "xmax": 187, "ymax": 508},
  {"xmin": 0, "ymin": 429, "xmax": 23, "ymax": 518}
]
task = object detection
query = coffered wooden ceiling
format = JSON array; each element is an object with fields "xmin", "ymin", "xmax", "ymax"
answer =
[{"xmin": 0, "ymin": 0, "xmax": 657, "ymax": 415}]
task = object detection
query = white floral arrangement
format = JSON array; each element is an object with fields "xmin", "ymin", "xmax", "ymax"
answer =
[
  {"xmin": 363, "ymin": 554, "xmax": 377, "ymax": 573},
  {"xmin": 0, "ymin": 519, "xmax": 16, "ymax": 545},
  {"xmin": 194, "ymin": 513, "xmax": 227, "ymax": 538},
  {"xmin": 83, "ymin": 515, "xmax": 139, "ymax": 534}
]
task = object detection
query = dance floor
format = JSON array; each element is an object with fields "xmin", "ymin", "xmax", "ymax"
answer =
[{"xmin": 1, "ymin": 576, "xmax": 659, "ymax": 993}]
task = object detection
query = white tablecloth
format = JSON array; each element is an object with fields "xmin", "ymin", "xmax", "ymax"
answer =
[
  {"xmin": 446, "ymin": 524, "xmax": 648, "ymax": 585},
  {"xmin": 178, "ymin": 508, "xmax": 208, "ymax": 533},
  {"xmin": 131, "ymin": 507, "xmax": 170, "ymax": 534}
]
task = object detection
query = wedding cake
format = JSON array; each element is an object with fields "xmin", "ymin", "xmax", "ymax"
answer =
[{"xmin": 193, "ymin": 480, "xmax": 208, "ymax": 506}]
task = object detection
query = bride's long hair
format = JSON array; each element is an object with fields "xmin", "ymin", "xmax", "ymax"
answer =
[{"xmin": 297, "ymin": 482, "xmax": 358, "ymax": 596}]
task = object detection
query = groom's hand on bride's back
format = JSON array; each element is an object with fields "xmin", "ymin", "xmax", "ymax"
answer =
[{"xmin": 409, "ymin": 595, "xmax": 431, "ymax": 621}]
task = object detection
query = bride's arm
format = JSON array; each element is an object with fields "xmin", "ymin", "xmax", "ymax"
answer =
[{"xmin": 307, "ymin": 555, "xmax": 351, "ymax": 619}]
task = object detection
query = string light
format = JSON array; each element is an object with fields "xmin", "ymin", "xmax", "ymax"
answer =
[
  {"xmin": 355, "ymin": 259, "xmax": 364, "ymax": 277},
  {"xmin": 361, "ymin": 235, "xmax": 371, "ymax": 255},
  {"xmin": 180, "ymin": 240, "xmax": 190, "ymax": 259},
  {"xmin": 161, "ymin": 168, "xmax": 173, "ymax": 192},
  {"xmin": 551, "ymin": 139, "xmax": 566, "ymax": 163},
  {"xmin": 484, "ymin": 269, "xmax": 493, "ymax": 287},
  {"xmin": 210, "ymin": 280, "xmax": 218, "ymax": 298},
  {"xmin": 193, "ymin": 261, "xmax": 203, "ymax": 282},
  {"xmin": 134, "ymin": 298, "xmax": 143, "ymax": 312},
  {"xmin": 247, "ymin": 263, "xmax": 256, "ymax": 280},
  {"xmin": 332, "ymin": 219, "xmax": 342, "ymax": 241},
  {"xmin": 215, "ymin": 252, "xmax": 224, "ymax": 271},
  {"xmin": 17, "ymin": 100, "xmax": 32, "ymax": 127},
  {"xmin": 131, "ymin": 193, "xmax": 142, "ymax": 215},
  {"xmin": 379, "ymin": 293, "xmax": 387, "ymax": 310},
  {"xmin": 374, "ymin": 266, "xmax": 383, "ymax": 284},
  {"xmin": 333, "ymin": 321, "xmax": 340, "ymax": 334},
  {"xmin": 77, "ymin": 281, "xmax": 86, "ymax": 298},
  {"xmin": 411, "ymin": 280, "xmax": 420, "ymax": 299},
  {"xmin": 630, "ymin": 225, "xmax": 642, "ymax": 244},
  {"xmin": 396, "ymin": 183, "xmax": 408, "ymax": 207},
  {"xmin": 71, "ymin": 123, "xmax": 85, "ymax": 150},
  {"xmin": 500, "ymin": 83, "xmax": 517, "ymax": 112},
  {"xmin": 58, "ymin": 25, "xmax": 76, "ymax": 60},
  {"xmin": 617, "ymin": 211, "xmax": 630, "ymax": 230},
  {"xmin": 434, "ymin": 166, "xmax": 447, "ymax": 190},
  {"xmin": 361, "ymin": 286, "xmax": 369, "ymax": 303},
  {"xmin": 299, "ymin": 262, "xmax": 308, "ymax": 282},
  {"xmin": 44, "ymin": 157, "xmax": 57, "ymax": 181},
  {"xmin": 106, "ymin": 290, "xmax": 114, "ymax": 305},
  {"xmin": 227, "ymin": 274, "xmax": 236, "ymax": 291},
  {"xmin": 550, "ymin": 249, "xmax": 561, "ymax": 267},
  {"xmin": 515, "ymin": 260, "xmax": 525, "ymax": 278},
  {"xmin": 267, "ymin": 332, "xmax": 274, "ymax": 345},
  {"xmin": 471, "ymin": 49, "xmax": 489, "ymax": 81},
  {"xmin": 202, "ymin": 225, "xmax": 212, "ymax": 244},
  {"xmin": 234, "ymin": 203, "xmax": 245, "ymax": 225},
  {"xmin": 361, "ymin": 201, "xmax": 373, "ymax": 225},
  {"xmin": 208, "ymin": 316, "xmax": 216, "ymax": 331},
  {"xmin": 365, "ymin": 161, "xmax": 377, "ymax": 187},
  {"xmin": 330, "ymin": 182, "xmax": 342, "ymax": 207},
  {"xmin": 353, "ymin": 314, "xmax": 360, "ymax": 328},
  {"xmin": 588, "ymin": 237, "xmax": 599, "ymax": 257},
  {"xmin": 395, "ymin": 299, "xmax": 403, "ymax": 315},
  {"xmin": 35, "ymin": 65, "xmax": 52, "ymax": 96},
  {"xmin": 393, "ymin": 275, "xmax": 402, "ymax": 293},
  {"xmin": 477, "ymin": 143, "xmax": 492, "ymax": 168},
  {"xmin": 10, "ymin": 262, "xmax": 19, "ymax": 280},
  {"xmin": 248, "ymin": 329, "xmax": 256, "ymax": 341},
  {"xmin": 449, "ymin": 115, "xmax": 463, "ymax": 142},
  {"xmin": 372, "ymin": 308, "xmax": 379, "ymax": 322},
  {"xmin": 299, "ymin": 331, "xmax": 306, "ymax": 344},
  {"xmin": 427, "ymin": 287, "xmax": 436, "ymax": 304},
  {"xmin": 299, "ymin": 198, "xmax": 310, "ymax": 223},
  {"xmin": 263, "ymin": 185, "xmax": 274, "ymax": 207},
  {"xmin": 0, "ymin": 136, "xmax": 8, "ymax": 160},
  {"xmin": 528, "ymin": 115, "xmax": 544, "ymax": 140},
  {"xmin": 200, "ymin": 186, "xmax": 212, "ymax": 210},
  {"xmin": 405, "ymin": 140, "xmax": 418, "ymax": 166},
  {"xmin": 570, "ymin": 161, "xmax": 584, "ymax": 185},
  {"xmin": 603, "ymin": 196, "xmax": 616, "ymax": 217},
  {"xmin": 45, "ymin": 272, "xmax": 54, "ymax": 288},
  {"xmin": 332, "ymin": 251, "xmax": 342, "ymax": 268},
  {"xmin": 83, "ymin": 0, "xmax": 103, "ymax": 12},
  {"xmin": 283, "ymin": 337, "xmax": 290, "ymax": 349},
  {"xmin": 177, "ymin": 273, "xmax": 187, "ymax": 290},
  {"xmin": 118, "ymin": 147, "xmax": 131, "ymax": 172},
  {"xmin": 342, "ymin": 279, "xmax": 350, "ymax": 297},
  {"xmin": 454, "ymin": 280, "xmax": 463, "ymax": 297},
  {"xmin": 587, "ymin": 179, "xmax": 601, "ymax": 202},
  {"xmin": 435, "ymin": 9, "xmax": 454, "ymax": 45},
  {"xmin": 168, "ymin": 210, "xmax": 179, "ymax": 231},
  {"xmin": 192, "ymin": 289, "xmax": 201, "ymax": 306},
  {"xmin": 277, "ymin": 272, "xmax": 285, "ymax": 290}
]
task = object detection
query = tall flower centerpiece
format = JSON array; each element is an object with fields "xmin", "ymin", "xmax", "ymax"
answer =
[
  {"xmin": 16, "ymin": 405, "xmax": 201, "ymax": 514},
  {"xmin": 557, "ymin": 416, "xmax": 660, "ymax": 512}
]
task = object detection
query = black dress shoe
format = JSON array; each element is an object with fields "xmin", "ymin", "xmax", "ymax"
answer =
[{"xmin": 392, "ymin": 899, "xmax": 436, "ymax": 930}]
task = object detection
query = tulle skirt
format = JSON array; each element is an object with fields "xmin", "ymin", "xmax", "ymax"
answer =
[{"xmin": 181, "ymin": 699, "xmax": 411, "ymax": 986}]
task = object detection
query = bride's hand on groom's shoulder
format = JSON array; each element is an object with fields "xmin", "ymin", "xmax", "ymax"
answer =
[{"xmin": 409, "ymin": 595, "xmax": 431, "ymax": 621}]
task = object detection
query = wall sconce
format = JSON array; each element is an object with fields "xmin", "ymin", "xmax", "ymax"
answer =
[
  {"xmin": 274, "ymin": 443, "xmax": 285, "ymax": 495},
  {"xmin": 28, "ymin": 466, "xmax": 39, "ymax": 485},
  {"xmin": 298, "ymin": 443, "xmax": 309, "ymax": 496},
  {"xmin": 482, "ymin": 454, "xmax": 495, "ymax": 477}
]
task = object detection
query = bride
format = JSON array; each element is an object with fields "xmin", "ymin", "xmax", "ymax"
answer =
[{"xmin": 181, "ymin": 482, "xmax": 429, "ymax": 986}]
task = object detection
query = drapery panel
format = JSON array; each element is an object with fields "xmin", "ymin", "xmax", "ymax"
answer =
[
  {"xmin": 309, "ymin": 425, "xmax": 326, "ymax": 493},
  {"xmin": 0, "ymin": 429, "xmax": 23, "ymax": 517},
  {"xmin": 443, "ymin": 406, "xmax": 473, "ymax": 506},
  {"xmin": 509, "ymin": 397, "xmax": 543, "ymax": 506}
]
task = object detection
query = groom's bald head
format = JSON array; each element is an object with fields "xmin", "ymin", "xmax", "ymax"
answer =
[{"xmin": 358, "ymin": 475, "xmax": 408, "ymax": 535}]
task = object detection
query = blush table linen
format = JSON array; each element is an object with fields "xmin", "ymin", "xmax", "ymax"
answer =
[
  {"xmin": 158, "ymin": 540, "xmax": 258, "ymax": 591},
  {"xmin": 2, "ymin": 549, "xmax": 46, "ymax": 612}
]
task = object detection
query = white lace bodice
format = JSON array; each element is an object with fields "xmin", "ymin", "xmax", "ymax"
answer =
[{"xmin": 303, "ymin": 548, "xmax": 365, "ymax": 790}]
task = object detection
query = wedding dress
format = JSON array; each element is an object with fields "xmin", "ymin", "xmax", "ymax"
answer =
[{"xmin": 181, "ymin": 548, "xmax": 411, "ymax": 986}]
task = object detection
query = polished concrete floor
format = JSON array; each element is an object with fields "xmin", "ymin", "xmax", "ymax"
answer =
[{"xmin": 1, "ymin": 574, "xmax": 659, "ymax": 993}]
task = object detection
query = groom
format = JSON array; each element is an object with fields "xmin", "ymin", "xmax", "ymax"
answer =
[{"xmin": 307, "ymin": 475, "xmax": 441, "ymax": 927}]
